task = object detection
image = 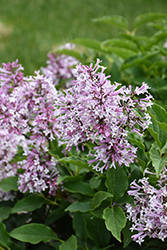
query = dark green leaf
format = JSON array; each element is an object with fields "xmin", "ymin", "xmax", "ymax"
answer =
[
  {"xmin": 86, "ymin": 216, "xmax": 111, "ymax": 247},
  {"xmin": 0, "ymin": 223, "xmax": 11, "ymax": 249},
  {"xmin": 91, "ymin": 246, "xmax": 114, "ymax": 250},
  {"xmin": 9, "ymin": 223, "xmax": 59, "ymax": 244},
  {"xmin": 0, "ymin": 207, "xmax": 11, "ymax": 222},
  {"xmin": 92, "ymin": 191, "xmax": 113, "ymax": 210},
  {"xmin": 105, "ymin": 167, "xmax": 128, "ymax": 200},
  {"xmin": 11, "ymin": 194, "xmax": 46, "ymax": 214},
  {"xmin": 73, "ymin": 212, "xmax": 87, "ymax": 241},
  {"xmin": 122, "ymin": 220, "xmax": 133, "ymax": 248},
  {"xmin": 134, "ymin": 13, "xmax": 167, "ymax": 28},
  {"xmin": 57, "ymin": 175, "xmax": 81, "ymax": 185},
  {"xmin": 103, "ymin": 206, "xmax": 127, "ymax": 242},
  {"xmin": 45, "ymin": 207, "xmax": 66, "ymax": 225},
  {"xmin": 0, "ymin": 176, "xmax": 18, "ymax": 192},
  {"xmin": 0, "ymin": 240, "xmax": 11, "ymax": 250},
  {"xmin": 117, "ymin": 194, "xmax": 135, "ymax": 206},
  {"xmin": 59, "ymin": 235, "xmax": 77, "ymax": 250},
  {"xmin": 65, "ymin": 201, "xmax": 92, "ymax": 212},
  {"xmin": 64, "ymin": 180, "xmax": 94, "ymax": 196},
  {"xmin": 93, "ymin": 15, "xmax": 129, "ymax": 30}
]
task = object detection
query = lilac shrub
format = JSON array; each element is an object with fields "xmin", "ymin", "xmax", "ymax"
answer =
[
  {"xmin": 126, "ymin": 168, "xmax": 167, "ymax": 244},
  {"xmin": 56, "ymin": 59, "xmax": 153, "ymax": 172}
]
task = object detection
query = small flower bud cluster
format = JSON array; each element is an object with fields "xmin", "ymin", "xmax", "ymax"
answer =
[
  {"xmin": 126, "ymin": 168, "xmax": 167, "ymax": 244},
  {"xmin": 41, "ymin": 43, "xmax": 79, "ymax": 88},
  {"xmin": 57, "ymin": 59, "xmax": 153, "ymax": 172}
]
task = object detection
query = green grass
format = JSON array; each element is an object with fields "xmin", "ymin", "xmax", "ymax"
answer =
[{"xmin": 0, "ymin": 0, "xmax": 167, "ymax": 75}]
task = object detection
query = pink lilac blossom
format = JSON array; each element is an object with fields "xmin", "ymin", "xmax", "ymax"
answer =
[
  {"xmin": 0, "ymin": 60, "xmax": 61, "ymax": 196},
  {"xmin": 41, "ymin": 43, "xmax": 79, "ymax": 88},
  {"xmin": 126, "ymin": 168, "xmax": 167, "ymax": 244},
  {"xmin": 17, "ymin": 149, "xmax": 60, "ymax": 196},
  {"xmin": 0, "ymin": 129, "xmax": 28, "ymax": 201},
  {"xmin": 56, "ymin": 59, "xmax": 153, "ymax": 172}
]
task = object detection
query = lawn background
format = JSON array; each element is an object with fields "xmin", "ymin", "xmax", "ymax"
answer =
[{"xmin": 0, "ymin": 0, "xmax": 167, "ymax": 75}]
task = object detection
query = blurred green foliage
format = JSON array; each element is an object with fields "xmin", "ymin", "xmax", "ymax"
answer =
[{"xmin": 0, "ymin": 0, "xmax": 167, "ymax": 74}]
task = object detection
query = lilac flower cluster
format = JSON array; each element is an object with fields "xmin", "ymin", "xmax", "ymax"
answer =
[
  {"xmin": 18, "ymin": 149, "xmax": 60, "ymax": 196},
  {"xmin": 41, "ymin": 43, "xmax": 79, "ymax": 88},
  {"xmin": 126, "ymin": 168, "xmax": 167, "ymax": 244},
  {"xmin": 0, "ymin": 60, "xmax": 61, "ymax": 196},
  {"xmin": 0, "ymin": 129, "xmax": 28, "ymax": 201},
  {"xmin": 57, "ymin": 59, "xmax": 153, "ymax": 172}
]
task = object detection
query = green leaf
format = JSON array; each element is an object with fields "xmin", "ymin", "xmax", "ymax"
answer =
[
  {"xmin": 149, "ymin": 142, "xmax": 167, "ymax": 177},
  {"xmin": 117, "ymin": 194, "xmax": 135, "ymax": 206},
  {"xmin": 129, "ymin": 138, "xmax": 145, "ymax": 151},
  {"xmin": 105, "ymin": 167, "xmax": 128, "ymax": 200},
  {"xmin": 103, "ymin": 206, "xmax": 127, "ymax": 242},
  {"xmin": 64, "ymin": 180, "xmax": 94, "ymax": 196},
  {"xmin": 52, "ymin": 48, "xmax": 83, "ymax": 61},
  {"xmin": 0, "ymin": 223, "xmax": 11, "ymax": 250},
  {"xmin": 129, "ymin": 138, "xmax": 147, "ymax": 168},
  {"xmin": 71, "ymin": 38, "xmax": 104, "ymax": 52},
  {"xmin": 57, "ymin": 175, "xmax": 81, "ymax": 185},
  {"xmin": 65, "ymin": 201, "xmax": 92, "ymax": 212},
  {"xmin": 89, "ymin": 176, "xmax": 101, "ymax": 189},
  {"xmin": 0, "ymin": 240, "xmax": 11, "ymax": 250},
  {"xmin": 121, "ymin": 33, "xmax": 150, "ymax": 49},
  {"xmin": 147, "ymin": 31, "xmax": 167, "ymax": 49},
  {"xmin": 59, "ymin": 235, "xmax": 77, "ymax": 250},
  {"xmin": 92, "ymin": 191, "xmax": 113, "ymax": 210},
  {"xmin": 86, "ymin": 216, "xmax": 111, "ymax": 247},
  {"xmin": 92, "ymin": 15, "xmax": 129, "ymax": 30},
  {"xmin": 10, "ymin": 147, "xmax": 26, "ymax": 164},
  {"xmin": 9, "ymin": 223, "xmax": 59, "ymax": 244},
  {"xmin": 122, "ymin": 220, "xmax": 133, "ymax": 248},
  {"xmin": 102, "ymin": 38, "xmax": 138, "ymax": 52},
  {"xmin": 73, "ymin": 212, "xmax": 87, "ymax": 241},
  {"xmin": 104, "ymin": 46, "xmax": 137, "ymax": 59},
  {"xmin": 11, "ymin": 194, "xmax": 46, "ymax": 214},
  {"xmin": 0, "ymin": 207, "xmax": 12, "ymax": 222},
  {"xmin": 0, "ymin": 176, "xmax": 18, "ymax": 192},
  {"xmin": 134, "ymin": 13, "xmax": 167, "ymax": 28},
  {"xmin": 57, "ymin": 156, "xmax": 89, "ymax": 169},
  {"xmin": 148, "ymin": 103, "xmax": 167, "ymax": 134},
  {"xmin": 91, "ymin": 246, "xmax": 114, "ymax": 250},
  {"xmin": 121, "ymin": 51, "xmax": 159, "ymax": 70},
  {"xmin": 45, "ymin": 207, "xmax": 66, "ymax": 225}
]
